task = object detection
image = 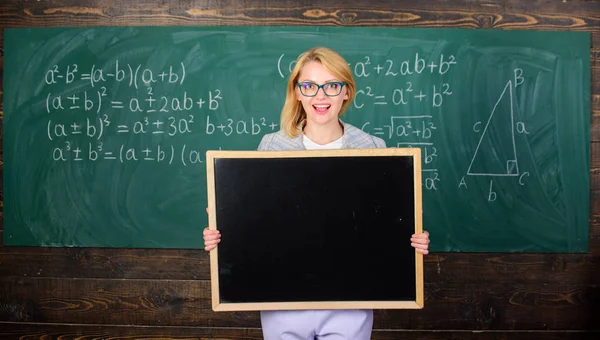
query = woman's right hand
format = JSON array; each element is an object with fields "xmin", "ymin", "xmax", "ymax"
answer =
[{"xmin": 203, "ymin": 227, "xmax": 221, "ymax": 251}]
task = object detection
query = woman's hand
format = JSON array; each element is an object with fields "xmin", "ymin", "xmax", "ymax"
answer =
[
  {"xmin": 411, "ymin": 231, "xmax": 430, "ymax": 255},
  {"xmin": 203, "ymin": 227, "xmax": 221, "ymax": 251},
  {"xmin": 204, "ymin": 206, "xmax": 221, "ymax": 251}
]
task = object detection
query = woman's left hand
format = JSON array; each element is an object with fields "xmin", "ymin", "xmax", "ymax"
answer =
[{"xmin": 411, "ymin": 231, "xmax": 430, "ymax": 255}]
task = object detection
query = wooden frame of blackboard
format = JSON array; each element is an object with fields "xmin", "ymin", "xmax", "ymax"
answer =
[{"xmin": 206, "ymin": 148, "xmax": 424, "ymax": 312}]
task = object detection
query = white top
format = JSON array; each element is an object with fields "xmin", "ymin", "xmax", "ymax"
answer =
[{"xmin": 302, "ymin": 135, "xmax": 343, "ymax": 150}]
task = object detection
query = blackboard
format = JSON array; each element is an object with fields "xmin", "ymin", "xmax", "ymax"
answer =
[
  {"xmin": 206, "ymin": 149, "xmax": 424, "ymax": 311},
  {"xmin": 3, "ymin": 26, "xmax": 590, "ymax": 252}
]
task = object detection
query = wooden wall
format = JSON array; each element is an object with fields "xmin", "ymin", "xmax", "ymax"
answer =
[{"xmin": 0, "ymin": 0, "xmax": 599, "ymax": 339}]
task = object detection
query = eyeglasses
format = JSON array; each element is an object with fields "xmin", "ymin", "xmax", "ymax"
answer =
[{"xmin": 297, "ymin": 81, "xmax": 347, "ymax": 97}]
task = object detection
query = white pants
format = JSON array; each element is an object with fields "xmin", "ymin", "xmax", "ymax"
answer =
[{"xmin": 260, "ymin": 309, "xmax": 373, "ymax": 340}]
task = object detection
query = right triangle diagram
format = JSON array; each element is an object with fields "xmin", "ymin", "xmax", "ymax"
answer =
[{"xmin": 467, "ymin": 81, "xmax": 519, "ymax": 177}]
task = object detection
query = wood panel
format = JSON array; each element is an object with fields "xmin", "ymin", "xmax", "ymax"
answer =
[
  {"xmin": 0, "ymin": 277, "xmax": 598, "ymax": 330},
  {"xmin": 1, "ymin": 246, "xmax": 599, "ymax": 283},
  {"xmin": 1, "ymin": 323, "xmax": 599, "ymax": 340},
  {"xmin": 0, "ymin": 0, "xmax": 598, "ymax": 339},
  {"xmin": 0, "ymin": 0, "xmax": 598, "ymax": 30},
  {"xmin": 0, "ymin": 248, "xmax": 211, "ymax": 280}
]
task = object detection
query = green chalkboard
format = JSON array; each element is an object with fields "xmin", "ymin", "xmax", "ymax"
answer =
[{"xmin": 3, "ymin": 26, "xmax": 590, "ymax": 252}]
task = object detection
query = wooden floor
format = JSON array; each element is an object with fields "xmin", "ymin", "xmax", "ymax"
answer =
[{"xmin": 0, "ymin": 0, "xmax": 599, "ymax": 339}]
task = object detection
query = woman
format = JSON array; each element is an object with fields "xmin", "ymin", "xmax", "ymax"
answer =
[{"xmin": 204, "ymin": 46, "xmax": 430, "ymax": 340}]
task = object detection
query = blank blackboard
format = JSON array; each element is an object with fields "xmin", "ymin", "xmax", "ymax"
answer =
[
  {"xmin": 206, "ymin": 149, "xmax": 424, "ymax": 311},
  {"xmin": 3, "ymin": 26, "xmax": 590, "ymax": 252}
]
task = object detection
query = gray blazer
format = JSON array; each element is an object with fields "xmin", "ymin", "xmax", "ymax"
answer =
[{"xmin": 258, "ymin": 120, "xmax": 386, "ymax": 151}]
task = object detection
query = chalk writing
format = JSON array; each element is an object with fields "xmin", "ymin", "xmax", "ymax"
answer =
[
  {"xmin": 41, "ymin": 57, "xmax": 533, "ymax": 194},
  {"xmin": 45, "ymin": 61, "xmax": 186, "ymax": 88}
]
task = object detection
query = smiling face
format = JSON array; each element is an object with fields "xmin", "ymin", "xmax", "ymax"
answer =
[{"xmin": 296, "ymin": 61, "xmax": 349, "ymax": 132}]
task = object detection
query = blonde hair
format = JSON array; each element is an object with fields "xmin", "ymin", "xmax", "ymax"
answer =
[{"xmin": 280, "ymin": 47, "xmax": 356, "ymax": 138}]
